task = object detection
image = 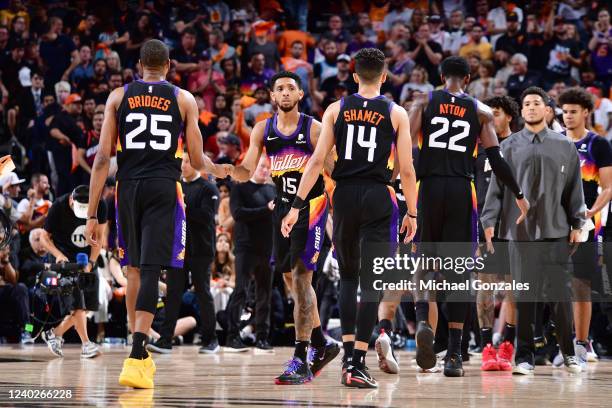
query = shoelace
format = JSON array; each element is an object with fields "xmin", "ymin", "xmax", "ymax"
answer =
[
  {"xmin": 282, "ymin": 358, "xmax": 303, "ymax": 375},
  {"xmin": 566, "ymin": 356, "xmax": 580, "ymax": 366}
]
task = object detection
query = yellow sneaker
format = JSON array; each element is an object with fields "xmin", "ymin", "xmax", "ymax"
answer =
[
  {"xmin": 143, "ymin": 354, "xmax": 156, "ymax": 377},
  {"xmin": 118, "ymin": 358, "xmax": 154, "ymax": 389},
  {"xmin": 118, "ymin": 389, "xmax": 154, "ymax": 408}
]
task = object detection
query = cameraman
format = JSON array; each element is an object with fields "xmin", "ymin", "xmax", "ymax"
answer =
[{"xmin": 40, "ymin": 185, "xmax": 106, "ymax": 359}]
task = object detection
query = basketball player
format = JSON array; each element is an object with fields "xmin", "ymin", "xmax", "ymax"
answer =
[
  {"xmin": 282, "ymin": 48, "xmax": 418, "ymax": 388},
  {"xmin": 232, "ymin": 71, "xmax": 339, "ymax": 385},
  {"xmin": 475, "ymin": 96, "xmax": 520, "ymax": 371},
  {"xmin": 376, "ymin": 150, "xmax": 439, "ymax": 375},
  {"xmin": 408, "ymin": 56, "xmax": 529, "ymax": 377},
  {"xmin": 85, "ymin": 40, "xmax": 231, "ymax": 389},
  {"xmin": 559, "ymin": 87, "xmax": 612, "ymax": 366}
]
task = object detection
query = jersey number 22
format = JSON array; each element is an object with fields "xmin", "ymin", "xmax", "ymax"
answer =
[{"xmin": 428, "ymin": 117, "xmax": 470, "ymax": 152}]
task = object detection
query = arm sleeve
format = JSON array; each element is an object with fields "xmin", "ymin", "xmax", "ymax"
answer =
[
  {"xmin": 563, "ymin": 146, "xmax": 587, "ymax": 229},
  {"xmin": 229, "ymin": 184, "xmax": 271, "ymax": 222},
  {"xmin": 485, "ymin": 146, "xmax": 523, "ymax": 198}
]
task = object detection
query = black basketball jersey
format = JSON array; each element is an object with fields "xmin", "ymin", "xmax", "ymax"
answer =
[
  {"xmin": 264, "ymin": 113, "xmax": 324, "ymax": 203},
  {"xmin": 332, "ymin": 94, "xmax": 396, "ymax": 183},
  {"xmin": 417, "ymin": 90, "xmax": 481, "ymax": 179},
  {"xmin": 116, "ymin": 80, "xmax": 184, "ymax": 181}
]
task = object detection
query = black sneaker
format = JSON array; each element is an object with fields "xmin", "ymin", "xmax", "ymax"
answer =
[
  {"xmin": 146, "ymin": 337, "xmax": 172, "ymax": 354},
  {"xmin": 341, "ymin": 357, "xmax": 352, "ymax": 385},
  {"xmin": 255, "ymin": 339, "xmax": 274, "ymax": 354},
  {"xmin": 309, "ymin": 342, "xmax": 340, "ymax": 377},
  {"xmin": 224, "ymin": 336, "xmax": 249, "ymax": 353},
  {"xmin": 345, "ymin": 364, "xmax": 378, "ymax": 388},
  {"xmin": 534, "ymin": 339, "xmax": 550, "ymax": 366},
  {"xmin": 274, "ymin": 357, "xmax": 313, "ymax": 385},
  {"xmin": 199, "ymin": 338, "xmax": 220, "ymax": 354},
  {"xmin": 443, "ymin": 353, "xmax": 464, "ymax": 377},
  {"xmin": 416, "ymin": 321, "xmax": 436, "ymax": 370}
]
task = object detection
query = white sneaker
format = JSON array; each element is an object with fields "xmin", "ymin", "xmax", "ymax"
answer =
[
  {"xmin": 564, "ymin": 355, "xmax": 582, "ymax": 374},
  {"xmin": 81, "ymin": 342, "xmax": 101, "ymax": 359},
  {"xmin": 552, "ymin": 351, "xmax": 564, "ymax": 368},
  {"xmin": 375, "ymin": 330, "xmax": 399, "ymax": 374},
  {"xmin": 42, "ymin": 330, "xmax": 63, "ymax": 357},
  {"xmin": 418, "ymin": 364, "xmax": 442, "ymax": 373},
  {"xmin": 573, "ymin": 341, "xmax": 588, "ymax": 369},
  {"xmin": 586, "ymin": 340, "xmax": 598, "ymax": 362},
  {"xmin": 512, "ymin": 361, "xmax": 535, "ymax": 375}
]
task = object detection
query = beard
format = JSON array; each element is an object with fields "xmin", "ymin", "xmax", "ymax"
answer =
[
  {"xmin": 524, "ymin": 117, "xmax": 545, "ymax": 126},
  {"xmin": 278, "ymin": 100, "xmax": 299, "ymax": 112}
]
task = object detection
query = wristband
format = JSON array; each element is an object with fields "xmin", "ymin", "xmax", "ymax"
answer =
[
  {"xmin": 87, "ymin": 216, "xmax": 98, "ymax": 220},
  {"xmin": 291, "ymin": 196, "xmax": 305, "ymax": 210},
  {"xmin": 516, "ymin": 191, "xmax": 524, "ymax": 200},
  {"xmin": 407, "ymin": 212, "xmax": 417, "ymax": 219}
]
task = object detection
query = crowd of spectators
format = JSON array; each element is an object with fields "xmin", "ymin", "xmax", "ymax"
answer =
[{"xmin": 0, "ymin": 0, "xmax": 611, "ymax": 352}]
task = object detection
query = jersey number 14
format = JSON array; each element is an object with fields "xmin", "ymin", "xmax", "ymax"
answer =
[{"xmin": 344, "ymin": 124, "xmax": 377, "ymax": 162}]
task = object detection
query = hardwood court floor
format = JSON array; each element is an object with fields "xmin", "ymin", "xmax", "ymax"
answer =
[{"xmin": 0, "ymin": 344, "xmax": 610, "ymax": 407}]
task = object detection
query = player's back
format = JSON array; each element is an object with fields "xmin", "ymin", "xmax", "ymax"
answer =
[
  {"xmin": 116, "ymin": 80, "xmax": 184, "ymax": 181},
  {"xmin": 417, "ymin": 90, "xmax": 481, "ymax": 179},
  {"xmin": 332, "ymin": 94, "xmax": 396, "ymax": 184}
]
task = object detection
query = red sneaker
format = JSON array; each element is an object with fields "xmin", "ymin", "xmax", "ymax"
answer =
[
  {"xmin": 481, "ymin": 344, "xmax": 499, "ymax": 371},
  {"xmin": 497, "ymin": 341, "xmax": 514, "ymax": 371}
]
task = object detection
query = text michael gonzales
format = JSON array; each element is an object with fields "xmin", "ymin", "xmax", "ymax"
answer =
[{"xmin": 370, "ymin": 254, "xmax": 530, "ymax": 291}]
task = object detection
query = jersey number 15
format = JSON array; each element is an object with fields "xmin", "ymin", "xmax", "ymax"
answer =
[{"xmin": 125, "ymin": 113, "xmax": 173, "ymax": 151}]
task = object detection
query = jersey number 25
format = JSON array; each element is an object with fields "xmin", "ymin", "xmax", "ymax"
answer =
[{"xmin": 125, "ymin": 113, "xmax": 173, "ymax": 151}]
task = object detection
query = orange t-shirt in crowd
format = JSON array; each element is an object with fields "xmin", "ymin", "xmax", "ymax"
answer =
[
  {"xmin": 369, "ymin": 2, "xmax": 390, "ymax": 31},
  {"xmin": 278, "ymin": 30, "xmax": 315, "ymax": 59}
]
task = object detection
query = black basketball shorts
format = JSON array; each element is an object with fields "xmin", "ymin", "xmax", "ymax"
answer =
[
  {"xmin": 332, "ymin": 181, "xmax": 399, "ymax": 279},
  {"xmin": 116, "ymin": 178, "xmax": 186, "ymax": 269},
  {"xmin": 417, "ymin": 176, "xmax": 478, "ymax": 278},
  {"xmin": 273, "ymin": 194, "xmax": 328, "ymax": 273}
]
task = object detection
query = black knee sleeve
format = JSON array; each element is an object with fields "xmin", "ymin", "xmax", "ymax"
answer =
[
  {"xmin": 339, "ymin": 279, "xmax": 358, "ymax": 335},
  {"xmin": 135, "ymin": 264, "xmax": 161, "ymax": 314},
  {"xmin": 447, "ymin": 301, "xmax": 468, "ymax": 324}
]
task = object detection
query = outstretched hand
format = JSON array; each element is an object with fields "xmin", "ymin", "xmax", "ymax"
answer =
[{"xmin": 515, "ymin": 197, "xmax": 530, "ymax": 224}]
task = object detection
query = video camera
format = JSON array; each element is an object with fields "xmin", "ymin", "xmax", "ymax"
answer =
[{"xmin": 37, "ymin": 253, "xmax": 97, "ymax": 296}]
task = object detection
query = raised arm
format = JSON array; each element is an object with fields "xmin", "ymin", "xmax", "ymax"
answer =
[
  {"xmin": 309, "ymin": 118, "xmax": 336, "ymax": 175},
  {"xmin": 179, "ymin": 89, "xmax": 231, "ymax": 178},
  {"xmin": 85, "ymin": 87, "xmax": 122, "ymax": 246},
  {"xmin": 231, "ymin": 120, "xmax": 266, "ymax": 182},
  {"xmin": 478, "ymin": 101, "xmax": 529, "ymax": 223},
  {"xmin": 281, "ymin": 102, "xmax": 338, "ymax": 237},
  {"xmin": 408, "ymin": 92, "xmax": 428, "ymax": 147}
]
